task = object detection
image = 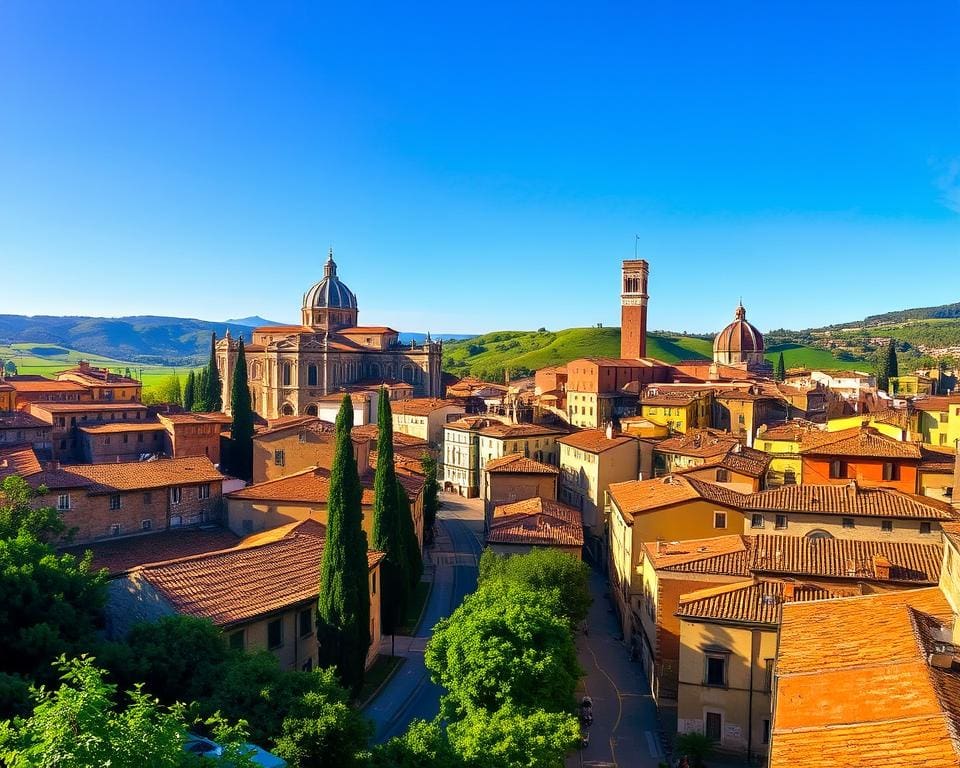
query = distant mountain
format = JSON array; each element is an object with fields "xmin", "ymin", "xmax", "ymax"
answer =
[
  {"xmin": 225, "ymin": 315, "xmax": 284, "ymax": 327},
  {"xmin": 806, "ymin": 301, "xmax": 960, "ymax": 331},
  {"xmin": 398, "ymin": 332, "xmax": 475, "ymax": 344}
]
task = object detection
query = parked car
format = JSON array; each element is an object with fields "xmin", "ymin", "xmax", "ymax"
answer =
[{"xmin": 183, "ymin": 733, "xmax": 287, "ymax": 767}]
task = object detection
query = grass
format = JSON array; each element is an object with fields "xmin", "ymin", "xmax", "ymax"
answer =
[
  {"xmin": 356, "ymin": 655, "xmax": 403, "ymax": 705},
  {"xmin": 398, "ymin": 580, "xmax": 431, "ymax": 635},
  {"xmin": 441, "ymin": 327, "xmax": 869, "ymax": 379}
]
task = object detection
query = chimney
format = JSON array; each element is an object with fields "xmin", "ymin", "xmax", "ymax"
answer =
[
  {"xmin": 848, "ymin": 480, "xmax": 858, "ymax": 502},
  {"xmin": 872, "ymin": 554, "xmax": 891, "ymax": 581},
  {"xmin": 605, "ymin": 422, "xmax": 614, "ymax": 440},
  {"xmin": 656, "ymin": 537, "xmax": 663, "ymax": 555},
  {"xmin": 782, "ymin": 581, "xmax": 796, "ymax": 601}
]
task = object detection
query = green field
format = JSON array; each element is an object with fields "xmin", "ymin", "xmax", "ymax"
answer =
[
  {"xmin": 0, "ymin": 343, "xmax": 196, "ymax": 395},
  {"xmin": 442, "ymin": 328, "xmax": 871, "ymax": 380}
]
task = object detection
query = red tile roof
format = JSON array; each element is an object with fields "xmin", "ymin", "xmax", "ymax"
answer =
[
  {"xmin": 479, "ymin": 422, "xmax": 567, "ymax": 439},
  {"xmin": 743, "ymin": 483, "xmax": 957, "ymax": 520},
  {"xmin": 799, "ymin": 427, "xmax": 922, "ymax": 459},
  {"xmin": 28, "ymin": 401, "xmax": 148, "ymax": 413},
  {"xmin": 256, "ymin": 416, "xmax": 336, "ymax": 438},
  {"xmin": 485, "ymin": 453, "xmax": 559, "ymax": 475},
  {"xmin": 0, "ymin": 411, "xmax": 50, "ymax": 430},
  {"xmin": 489, "ymin": 497, "xmax": 584, "ymax": 548},
  {"xmin": 912, "ymin": 395, "xmax": 960, "ymax": 412},
  {"xmin": 654, "ymin": 428, "xmax": 740, "ymax": 458},
  {"xmin": 609, "ymin": 475, "xmax": 746, "ymax": 520},
  {"xmin": 0, "ymin": 444, "xmax": 42, "ymax": 480},
  {"xmin": 642, "ymin": 534, "xmax": 751, "ymax": 576},
  {"xmin": 352, "ymin": 423, "xmax": 429, "ymax": 448},
  {"xmin": 676, "ymin": 579, "xmax": 843, "ymax": 626},
  {"xmin": 227, "ymin": 465, "xmax": 423, "ymax": 505},
  {"xmin": 135, "ymin": 519, "xmax": 383, "ymax": 626},
  {"xmin": 49, "ymin": 457, "xmax": 224, "ymax": 494},
  {"xmin": 558, "ymin": 429, "xmax": 636, "ymax": 453},
  {"xmin": 78, "ymin": 423, "xmax": 166, "ymax": 434},
  {"xmin": 390, "ymin": 398, "xmax": 461, "ymax": 416},
  {"xmin": 7, "ymin": 379, "xmax": 88, "ymax": 393}
]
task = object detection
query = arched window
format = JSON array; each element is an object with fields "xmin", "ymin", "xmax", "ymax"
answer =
[
  {"xmin": 251, "ymin": 361, "xmax": 261, "ymax": 380},
  {"xmin": 307, "ymin": 364, "xmax": 318, "ymax": 387},
  {"xmin": 805, "ymin": 529, "xmax": 834, "ymax": 541},
  {"xmin": 305, "ymin": 403, "xmax": 318, "ymax": 416},
  {"xmin": 280, "ymin": 403, "xmax": 295, "ymax": 416},
  {"xmin": 282, "ymin": 362, "xmax": 292, "ymax": 387}
]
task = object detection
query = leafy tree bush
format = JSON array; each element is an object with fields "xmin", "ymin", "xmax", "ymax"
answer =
[
  {"xmin": 447, "ymin": 706, "xmax": 580, "ymax": 768},
  {"xmin": 675, "ymin": 731, "xmax": 714, "ymax": 767}
]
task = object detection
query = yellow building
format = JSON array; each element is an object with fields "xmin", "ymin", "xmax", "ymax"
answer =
[
  {"xmin": 619, "ymin": 415, "xmax": 669, "ymax": 439},
  {"xmin": 557, "ymin": 429, "xmax": 638, "ymax": 559},
  {"xmin": 755, "ymin": 422, "xmax": 824, "ymax": 487},
  {"xmin": 912, "ymin": 395, "xmax": 960, "ymax": 449},
  {"xmin": 888, "ymin": 374, "xmax": 935, "ymax": 396},
  {"xmin": 107, "ymin": 520, "xmax": 385, "ymax": 671},
  {"xmin": 639, "ymin": 389, "xmax": 713, "ymax": 434},
  {"xmin": 826, "ymin": 408, "xmax": 912, "ymax": 441}
]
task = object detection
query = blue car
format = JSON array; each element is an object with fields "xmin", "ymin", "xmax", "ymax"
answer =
[{"xmin": 183, "ymin": 733, "xmax": 287, "ymax": 767}]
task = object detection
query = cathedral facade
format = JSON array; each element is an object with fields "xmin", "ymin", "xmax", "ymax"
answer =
[{"xmin": 217, "ymin": 251, "xmax": 443, "ymax": 419}]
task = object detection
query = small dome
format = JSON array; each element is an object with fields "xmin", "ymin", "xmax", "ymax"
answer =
[
  {"xmin": 714, "ymin": 303, "xmax": 764, "ymax": 355},
  {"xmin": 303, "ymin": 249, "xmax": 357, "ymax": 310}
]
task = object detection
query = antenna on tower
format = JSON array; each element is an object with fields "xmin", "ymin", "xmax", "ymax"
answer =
[{"xmin": 635, "ymin": 234, "xmax": 640, "ymax": 259}]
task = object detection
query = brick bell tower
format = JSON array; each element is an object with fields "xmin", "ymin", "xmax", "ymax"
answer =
[{"xmin": 620, "ymin": 259, "xmax": 649, "ymax": 359}]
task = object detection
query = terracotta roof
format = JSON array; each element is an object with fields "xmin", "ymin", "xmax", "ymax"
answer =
[
  {"xmin": 58, "ymin": 367, "xmax": 140, "ymax": 387},
  {"xmin": 558, "ymin": 429, "xmax": 635, "ymax": 453},
  {"xmin": 758, "ymin": 422, "xmax": 824, "ymax": 442},
  {"xmin": 642, "ymin": 534, "xmax": 750, "ymax": 576},
  {"xmin": 28, "ymin": 401, "xmax": 148, "ymax": 413},
  {"xmin": 750, "ymin": 534, "xmax": 942, "ymax": 584},
  {"xmin": 676, "ymin": 579, "xmax": 841, "ymax": 626},
  {"xmin": 640, "ymin": 391, "xmax": 703, "ymax": 406},
  {"xmin": 135, "ymin": 519, "xmax": 383, "ymax": 626},
  {"xmin": 912, "ymin": 395, "xmax": 960, "ymax": 412},
  {"xmin": 61, "ymin": 526, "xmax": 241, "ymax": 575},
  {"xmin": 227, "ymin": 464, "xmax": 423, "ymax": 505},
  {"xmin": 488, "ymin": 497, "xmax": 584, "ymax": 547},
  {"xmin": 0, "ymin": 444, "xmax": 42, "ymax": 480},
  {"xmin": 442, "ymin": 416, "xmax": 496, "ymax": 433},
  {"xmin": 485, "ymin": 453, "xmax": 559, "ymax": 475},
  {"xmin": 158, "ymin": 412, "xmax": 232, "ymax": 425},
  {"xmin": 390, "ymin": 398, "xmax": 461, "ymax": 416},
  {"xmin": 352, "ymin": 423, "xmax": 429, "ymax": 448},
  {"xmin": 480, "ymin": 422, "xmax": 566, "ymax": 439},
  {"xmin": 799, "ymin": 427, "xmax": 922, "ymax": 459},
  {"xmin": 256, "ymin": 416, "xmax": 336, "ymax": 438},
  {"xmin": 252, "ymin": 324, "xmax": 313, "ymax": 333},
  {"xmin": 78, "ymin": 422, "xmax": 166, "ymax": 434},
  {"xmin": 919, "ymin": 446, "xmax": 957, "ymax": 473},
  {"xmin": 771, "ymin": 587, "xmax": 959, "ymax": 768},
  {"xmin": 7, "ymin": 379, "xmax": 88, "ymax": 393},
  {"xmin": 743, "ymin": 483, "xmax": 958, "ymax": 520},
  {"xmin": 338, "ymin": 326, "xmax": 399, "ymax": 335},
  {"xmin": 0, "ymin": 411, "xmax": 50, "ymax": 430},
  {"xmin": 675, "ymin": 445, "xmax": 770, "ymax": 478},
  {"xmin": 609, "ymin": 475, "xmax": 746, "ymax": 520},
  {"xmin": 654, "ymin": 428, "xmax": 740, "ymax": 458},
  {"xmin": 50, "ymin": 457, "xmax": 224, "ymax": 494}
]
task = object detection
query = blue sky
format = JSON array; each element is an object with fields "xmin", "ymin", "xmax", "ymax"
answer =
[{"xmin": 1, "ymin": 1, "xmax": 958, "ymax": 335}]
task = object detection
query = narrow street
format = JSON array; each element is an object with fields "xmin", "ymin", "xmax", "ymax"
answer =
[
  {"xmin": 570, "ymin": 569, "xmax": 665, "ymax": 768},
  {"xmin": 363, "ymin": 493, "xmax": 484, "ymax": 743}
]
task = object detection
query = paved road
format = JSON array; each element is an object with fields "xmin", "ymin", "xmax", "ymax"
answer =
[
  {"xmin": 364, "ymin": 494, "xmax": 483, "ymax": 743},
  {"xmin": 569, "ymin": 569, "xmax": 665, "ymax": 768}
]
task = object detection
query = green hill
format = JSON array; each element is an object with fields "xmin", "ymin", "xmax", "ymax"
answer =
[{"xmin": 442, "ymin": 328, "xmax": 868, "ymax": 381}]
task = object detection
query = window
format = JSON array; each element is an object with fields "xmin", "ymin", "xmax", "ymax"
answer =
[
  {"xmin": 881, "ymin": 519, "xmax": 893, "ymax": 534},
  {"xmin": 143, "ymin": 492, "xmax": 152, "ymax": 504},
  {"xmin": 198, "ymin": 483, "xmax": 210, "ymax": 500},
  {"xmin": 829, "ymin": 460, "xmax": 846, "ymax": 479},
  {"xmin": 920, "ymin": 522, "xmax": 932, "ymax": 535},
  {"xmin": 307, "ymin": 364, "xmax": 318, "ymax": 387},
  {"xmin": 141, "ymin": 519, "xmax": 152, "ymax": 531},
  {"xmin": 750, "ymin": 513, "xmax": 764, "ymax": 529},
  {"xmin": 705, "ymin": 655, "xmax": 727, "ymax": 687},
  {"xmin": 372, "ymin": 570, "xmax": 377, "ymax": 595},
  {"xmin": 170, "ymin": 487, "xmax": 182, "ymax": 505},
  {"xmin": 282, "ymin": 363, "xmax": 292, "ymax": 387},
  {"xmin": 104, "ymin": 436, "xmax": 111, "ymax": 445},
  {"xmin": 882, "ymin": 462, "xmax": 899, "ymax": 482},
  {"xmin": 137, "ymin": 433, "xmax": 144, "ymax": 443},
  {"xmin": 110, "ymin": 524, "xmax": 121, "ymax": 536},
  {"xmin": 705, "ymin": 711, "xmax": 722, "ymax": 741},
  {"xmin": 301, "ymin": 659, "xmax": 313, "ymax": 672},
  {"xmin": 940, "ymin": 412, "xmax": 949, "ymax": 424},
  {"xmin": 267, "ymin": 618, "xmax": 283, "ymax": 649},
  {"xmin": 57, "ymin": 493, "xmax": 70, "ymax": 511},
  {"xmin": 123, "ymin": 433, "xmax": 129, "ymax": 444},
  {"xmin": 109, "ymin": 493, "xmax": 121, "ymax": 511},
  {"xmin": 299, "ymin": 609, "xmax": 313, "ymax": 638},
  {"xmin": 783, "ymin": 469, "xmax": 796, "ymax": 485},
  {"xmin": 842, "ymin": 517, "xmax": 855, "ymax": 529},
  {"xmin": 713, "ymin": 511, "xmax": 727, "ymax": 529},
  {"xmin": 229, "ymin": 630, "xmax": 245, "ymax": 651},
  {"xmin": 274, "ymin": 449, "xmax": 285, "ymax": 467},
  {"xmin": 762, "ymin": 719, "xmax": 770, "ymax": 744},
  {"xmin": 765, "ymin": 658, "xmax": 775, "ymax": 691},
  {"xmin": 775, "ymin": 514, "xmax": 788, "ymax": 530},
  {"xmin": 716, "ymin": 468, "xmax": 730, "ymax": 483}
]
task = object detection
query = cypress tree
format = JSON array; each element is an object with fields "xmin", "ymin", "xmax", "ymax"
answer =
[
  {"xmin": 420, "ymin": 451, "xmax": 439, "ymax": 545},
  {"xmin": 193, "ymin": 368, "xmax": 209, "ymax": 411},
  {"xmin": 170, "ymin": 373, "xmax": 182, "ymax": 406},
  {"xmin": 396, "ymin": 477, "xmax": 423, "ymax": 590},
  {"xmin": 775, "ymin": 352, "xmax": 786, "ymax": 382},
  {"xmin": 370, "ymin": 388, "xmax": 408, "ymax": 636},
  {"xmin": 317, "ymin": 395, "xmax": 371, "ymax": 694},
  {"xmin": 876, "ymin": 340, "xmax": 898, "ymax": 392},
  {"xmin": 182, "ymin": 370, "xmax": 196, "ymax": 412},
  {"xmin": 205, "ymin": 333, "xmax": 222, "ymax": 412},
  {"xmin": 887, "ymin": 340, "xmax": 899, "ymax": 380},
  {"xmin": 229, "ymin": 339, "xmax": 254, "ymax": 480}
]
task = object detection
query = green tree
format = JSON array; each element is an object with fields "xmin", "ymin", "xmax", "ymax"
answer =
[
  {"xmin": 205, "ymin": 332, "xmax": 222, "ymax": 412},
  {"xmin": 193, "ymin": 367, "xmax": 209, "ymax": 412},
  {"xmin": 182, "ymin": 370, "xmax": 196, "ymax": 412},
  {"xmin": 420, "ymin": 452, "xmax": 439, "ymax": 545},
  {"xmin": 317, "ymin": 395, "xmax": 371, "ymax": 694},
  {"xmin": 370, "ymin": 389, "xmax": 408, "ymax": 636},
  {"xmin": 675, "ymin": 731, "xmax": 715, "ymax": 767},
  {"xmin": 0, "ymin": 476, "xmax": 67, "ymax": 543},
  {"xmin": 448, "ymin": 706, "xmax": 580, "ymax": 768},
  {"xmin": 775, "ymin": 351, "xmax": 786, "ymax": 381},
  {"xmin": 0, "ymin": 655, "xmax": 255, "ymax": 768},
  {"xmin": 425, "ymin": 581, "xmax": 579, "ymax": 717},
  {"xmin": 229, "ymin": 338, "xmax": 254, "ymax": 480},
  {"xmin": 0, "ymin": 532, "xmax": 107, "ymax": 718},
  {"xmin": 370, "ymin": 719, "xmax": 458, "ymax": 768},
  {"xmin": 478, "ymin": 548, "xmax": 591, "ymax": 627},
  {"xmin": 4, "ymin": 361, "xmax": 17, "ymax": 376},
  {"xmin": 396, "ymin": 477, "xmax": 423, "ymax": 591},
  {"xmin": 876, "ymin": 339, "xmax": 899, "ymax": 391}
]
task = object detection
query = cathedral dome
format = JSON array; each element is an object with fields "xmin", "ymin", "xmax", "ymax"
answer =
[
  {"xmin": 303, "ymin": 250, "xmax": 357, "ymax": 310},
  {"xmin": 714, "ymin": 303, "xmax": 764, "ymax": 356}
]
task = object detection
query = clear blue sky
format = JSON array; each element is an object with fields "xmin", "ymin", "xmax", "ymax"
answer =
[{"xmin": 1, "ymin": 1, "xmax": 958, "ymax": 335}]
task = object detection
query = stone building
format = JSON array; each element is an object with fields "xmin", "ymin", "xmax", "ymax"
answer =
[{"xmin": 217, "ymin": 251, "xmax": 443, "ymax": 420}]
